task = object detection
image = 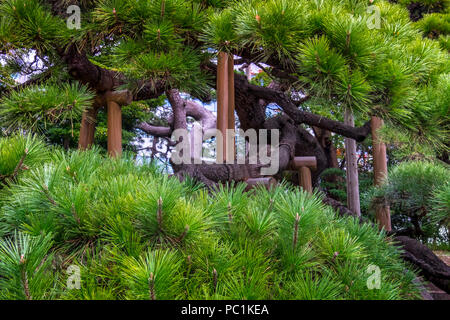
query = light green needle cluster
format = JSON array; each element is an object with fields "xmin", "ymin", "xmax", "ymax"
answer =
[{"xmin": 0, "ymin": 135, "xmax": 421, "ymax": 300}]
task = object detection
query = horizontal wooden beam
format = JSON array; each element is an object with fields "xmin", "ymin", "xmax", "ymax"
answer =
[
  {"xmin": 105, "ymin": 90, "xmax": 133, "ymax": 106},
  {"xmin": 290, "ymin": 156, "xmax": 317, "ymax": 170}
]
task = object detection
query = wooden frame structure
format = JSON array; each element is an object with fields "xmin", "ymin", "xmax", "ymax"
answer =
[
  {"xmin": 290, "ymin": 156, "xmax": 317, "ymax": 193},
  {"xmin": 105, "ymin": 90, "xmax": 133, "ymax": 157}
]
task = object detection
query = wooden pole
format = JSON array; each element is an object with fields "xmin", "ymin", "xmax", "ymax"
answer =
[
  {"xmin": 344, "ymin": 108, "xmax": 361, "ymax": 217},
  {"xmin": 216, "ymin": 52, "xmax": 229, "ymax": 163},
  {"xmin": 78, "ymin": 110, "xmax": 90, "ymax": 150},
  {"xmin": 371, "ymin": 116, "xmax": 392, "ymax": 231},
  {"xmin": 105, "ymin": 90, "xmax": 133, "ymax": 158},
  {"xmin": 107, "ymin": 99, "xmax": 122, "ymax": 157},
  {"xmin": 227, "ymin": 54, "xmax": 235, "ymax": 161},
  {"xmin": 78, "ymin": 106, "xmax": 99, "ymax": 150},
  {"xmin": 290, "ymin": 156, "xmax": 317, "ymax": 194},
  {"xmin": 299, "ymin": 167, "xmax": 313, "ymax": 193}
]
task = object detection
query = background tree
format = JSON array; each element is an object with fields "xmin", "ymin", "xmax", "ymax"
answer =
[{"xmin": 370, "ymin": 161, "xmax": 449, "ymax": 244}]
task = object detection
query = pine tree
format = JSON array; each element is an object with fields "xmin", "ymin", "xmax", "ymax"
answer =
[
  {"xmin": 1, "ymin": 0, "xmax": 447, "ymax": 171},
  {"xmin": 0, "ymin": 0, "xmax": 449, "ymax": 299}
]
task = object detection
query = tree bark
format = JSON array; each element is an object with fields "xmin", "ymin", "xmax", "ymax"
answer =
[
  {"xmin": 344, "ymin": 108, "xmax": 361, "ymax": 217},
  {"xmin": 394, "ymin": 236, "xmax": 450, "ymax": 294},
  {"xmin": 206, "ymin": 63, "xmax": 373, "ymax": 141},
  {"xmin": 314, "ymin": 127, "xmax": 339, "ymax": 170},
  {"xmin": 172, "ymin": 115, "xmax": 297, "ymax": 188},
  {"xmin": 371, "ymin": 116, "xmax": 392, "ymax": 231}
]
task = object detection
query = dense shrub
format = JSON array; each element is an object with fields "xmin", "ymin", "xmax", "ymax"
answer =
[
  {"xmin": 0, "ymin": 136, "xmax": 421, "ymax": 300},
  {"xmin": 369, "ymin": 161, "xmax": 450, "ymax": 244}
]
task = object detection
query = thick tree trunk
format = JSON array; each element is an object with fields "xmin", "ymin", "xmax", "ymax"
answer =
[
  {"xmin": 344, "ymin": 108, "xmax": 361, "ymax": 216},
  {"xmin": 313, "ymin": 127, "xmax": 342, "ymax": 190},
  {"xmin": 371, "ymin": 116, "xmax": 392, "ymax": 231},
  {"xmin": 172, "ymin": 115, "xmax": 297, "ymax": 187},
  {"xmin": 313, "ymin": 127, "xmax": 339, "ymax": 170}
]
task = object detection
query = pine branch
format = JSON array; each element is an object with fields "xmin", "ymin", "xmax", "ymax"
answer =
[
  {"xmin": 157, "ymin": 197, "xmax": 163, "ymax": 230},
  {"xmin": 227, "ymin": 202, "xmax": 233, "ymax": 225},
  {"xmin": 292, "ymin": 213, "xmax": 300, "ymax": 251},
  {"xmin": 177, "ymin": 225, "xmax": 190, "ymax": 243},
  {"xmin": 213, "ymin": 268, "xmax": 218, "ymax": 293},
  {"xmin": 12, "ymin": 148, "xmax": 28, "ymax": 180},
  {"xmin": 148, "ymin": 272, "xmax": 156, "ymax": 300},
  {"xmin": 41, "ymin": 184, "xmax": 57, "ymax": 206},
  {"xmin": 20, "ymin": 256, "xmax": 32, "ymax": 301}
]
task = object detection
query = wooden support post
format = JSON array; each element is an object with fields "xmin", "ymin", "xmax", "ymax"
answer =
[
  {"xmin": 344, "ymin": 108, "xmax": 361, "ymax": 217},
  {"xmin": 217, "ymin": 52, "xmax": 229, "ymax": 163},
  {"xmin": 107, "ymin": 99, "xmax": 122, "ymax": 157},
  {"xmin": 299, "ymin": 167, "xmax": 313, "ymax": 193},
  {"xmin": 290, "ymin": 156, "xmax": 317, "ymax": 193},
  {"xmin": 244, "ymin": 177, "xmax": 277, "ymax": 192},
  {"xmin": 78, "ymin": 106, "xmax": 99, "ymax": 150},
  {"xmin": 216, "ymin": 52, "xmax": 235, "ymax": 163},
  {"xmin": 105, "ymin": 90, "xmax": 133, "ymax": 158},
  {"xmin": 371, "ymin": 116, "xmax": 392, "ymax": 231},
  {"xmin": 227, "ymin": 54, "xmax": 235, "ymax": 162}
]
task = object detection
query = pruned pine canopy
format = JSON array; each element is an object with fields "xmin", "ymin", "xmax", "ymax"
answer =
[{"xmin": 0, "ymin": 0, "xmax": 447, "ymax": 152}]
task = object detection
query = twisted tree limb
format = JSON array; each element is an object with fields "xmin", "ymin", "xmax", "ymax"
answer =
[{"xmin": 394, "ymin": 236, "xmax": 450, "ymax": 294}]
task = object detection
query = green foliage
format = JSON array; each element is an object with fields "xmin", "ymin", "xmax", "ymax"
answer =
[
  {"xmin": 0, "ymin": 134, "xmax": 49, "ymax": 189},
  {"xmin": 120, "ymin": 249, "xmax": 183, "ymax": 300},
  {"xmin": 88, "ymin": 0, "xmax": 211, "ymax": 96},
  {"xmin": 418, "ymin": 12, "xmax": 450, "ymax": 38},
  {"xmin": 0, "ymin": 136, "xmax": 421, "ymax": 300},
  {"xmin": 0, "ymin": 134, "xmax": 48, "ymax": 177},
  {"xmin": 430, "ymin": 183, "xmax": 450, "ymax": 233},
  {"xmin": 0, "ymin": 231, "xmax": 55, "ymax": 300},
  {"xmin": 319, "ymin": 168, "xmax": 347, "ymax": 203},
  {"xmin": 281, "ymin": 271, "xmax": 344, "ymax": 300},
  {"xmin": 0, "ymin": 0, "xmax": 69, "ymax": 53},
  {"xmin": 370, "ymin": 161, "xmax": 450, "ymax": 243},
  {"xmin": 378, "ymin": 71, "xmax": 450, "ymax": 158},
  {"xmin": 201, "ymin": 8, "xmax": 239, "ymax": 53},
  {"xmin": 233, "ymin": 0, "xmax": 307, "ymax": 64},
  {"xmin": 0, "ymin": 83, "xmax": 94, "ymax": 133}
]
